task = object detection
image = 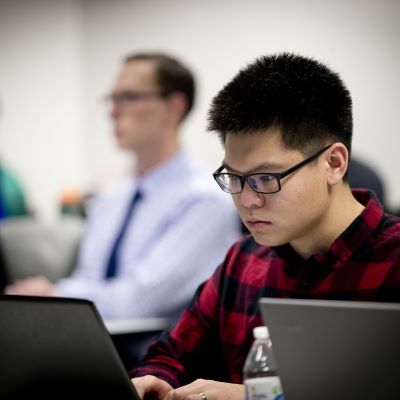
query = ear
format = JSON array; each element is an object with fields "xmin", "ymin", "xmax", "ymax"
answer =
[
  {"xmin": 325, "ymin": 143, "xmax": 349, "ymax": 186},
  {"xmin": 166, "ymin": 92, "xmax": 188, "ymax": 124}
]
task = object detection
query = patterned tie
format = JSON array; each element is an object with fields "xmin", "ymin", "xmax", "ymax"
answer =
[{"xmin": 104, "ymin": 189, "xmax": 142, "ymax": 279}]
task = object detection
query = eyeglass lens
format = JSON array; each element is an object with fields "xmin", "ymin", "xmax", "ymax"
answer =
[{"xmin": 216, "ymin": 173, "xmax": 279, "ymax": 194}]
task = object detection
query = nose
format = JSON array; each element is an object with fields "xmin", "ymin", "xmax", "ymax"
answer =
[
  {"xmin": 239, "ymin": 181, "xmax": 264, "ymax": 208},
  {"xmin": 109, "ymin": 103, "xmax": 119, "ymax": 120}
]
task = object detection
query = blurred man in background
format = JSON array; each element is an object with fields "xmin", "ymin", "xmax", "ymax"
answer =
[{"xmin": 6, "ymin": 53, "xmax": 240, "ymax": 321}]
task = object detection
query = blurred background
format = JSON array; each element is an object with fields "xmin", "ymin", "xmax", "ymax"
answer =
[{"xmin": 1, "ymin": 0, "xmax": 399, "ymax": 222}]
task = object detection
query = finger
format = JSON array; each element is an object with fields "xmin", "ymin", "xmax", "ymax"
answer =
[
  {"xmin": 131, "ymin": 378, "xmax": 146, "ymax": 398},
  {"xmin": 4, "ymin": 285, "xmax": 18, "ymax": 295},
  {"xmin": 186, "ymin": 394, "xmax": 212, "ymax": 400},
  {"xmin": 164, "ymin": 384, "xmax": 211, "ymax": 400},
  {"xmin": 165, "ymin": 392, "xmax": 212, "ymax": 400},
  {"xmin": 132, "ymin": 375, "xmax": 172, "ymax": 400},
  {"xmin": 5, "ymin": 283, "xmax": 29, "ymax": 295}
]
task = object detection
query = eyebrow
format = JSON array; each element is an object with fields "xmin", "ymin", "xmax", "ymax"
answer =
[{"xmin": 222, "ymin": 160, "xmax": 287, "ymax": 175}]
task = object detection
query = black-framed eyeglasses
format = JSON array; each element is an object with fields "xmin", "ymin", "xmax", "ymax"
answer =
[
  {"xmin": 213, "ymin": 143, "xmax": 333, "ymax": 194},
  {"xmin": 104, "ymin": 90, "xmax": 165, "ymax": 107}
]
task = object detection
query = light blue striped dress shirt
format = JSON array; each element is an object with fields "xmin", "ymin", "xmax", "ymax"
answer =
[{"xmin": 57, "ymin": 150, "xmax": 241, "ymax": 319}]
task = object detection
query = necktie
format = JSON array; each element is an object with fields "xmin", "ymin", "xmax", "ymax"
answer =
[{"xmin": 104, "ymin": 189, "xmax": 142, "ymax": 279}]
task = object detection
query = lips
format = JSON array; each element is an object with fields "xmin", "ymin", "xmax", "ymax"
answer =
[{"xmin": 246, "ymin": 218, "xmax": 272, "ymax": 229}]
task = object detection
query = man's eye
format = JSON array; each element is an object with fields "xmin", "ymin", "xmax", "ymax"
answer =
[
  {"xmin": 229, "ymin": 175, "xmax": 241, "ymax": 183},
  {"xmin": 122, "ymin": 92, "xmax": 137, "ymax": 101},
  {"xmin": 260, "ymin": 175, "xmax": 275, "ymax": 183}
]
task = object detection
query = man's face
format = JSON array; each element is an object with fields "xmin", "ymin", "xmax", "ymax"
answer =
[
  {"xmin": 224, "ymin": 128, "xmax": 331, "ymax": 248},
  {"xmin": 109, "ymin": 60, "xmax": 169, "ymax": 152}
]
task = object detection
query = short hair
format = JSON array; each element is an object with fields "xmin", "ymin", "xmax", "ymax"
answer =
[
  {"xmin": 208, "ymin": 53, "xmax": 353, "ymax": 155},
  {"xmin": 124, "ymin": 52, "xmax": 195, "ymax": 120}
]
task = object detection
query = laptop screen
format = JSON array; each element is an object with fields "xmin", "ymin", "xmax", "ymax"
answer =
[
  {"xmin": 0, "ymin": 295, "xmax": 140, "ymax": 400},
  {"xmin": 0, "ymin": 238, "xmax": 8, "ymax": 292},
  {"xmin": 259, "ymin": 298, "xmax": 400, "ymax": 400}
]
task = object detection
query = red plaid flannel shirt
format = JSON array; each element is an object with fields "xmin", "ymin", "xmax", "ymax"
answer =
[{"xmin": 130, "ymin": 190, "xmax": 400, "ymax": 387}]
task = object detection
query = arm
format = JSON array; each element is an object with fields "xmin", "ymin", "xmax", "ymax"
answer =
[
  {"xmin": 129, "ymin": 258, "xmax": 231, "ymax": 387},
  {"xmin": 5, "ymin": 275, "xmax": 56, "ymax": 296}
]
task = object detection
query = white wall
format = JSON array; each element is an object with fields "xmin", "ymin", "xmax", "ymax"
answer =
[
  {"xmin": 1, "ymin": 0, "xmax": 400, "ymax": 221},
  {"xmin": 0, "ymin": 0, "xmax": 85, "ymax": 221}
]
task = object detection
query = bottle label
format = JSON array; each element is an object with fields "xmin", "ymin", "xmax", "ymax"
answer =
[{"xmin": 244, "ymin": 376, "xmax": 284, "ymax": 400}]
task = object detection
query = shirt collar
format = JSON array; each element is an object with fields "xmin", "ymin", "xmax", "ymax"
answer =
[
  {"xmin": 328, "ymin": 189, "xmax": 384, "ymax": 264},
  {"xmin": 134, "ymin": 149, "xmax": 190, "ymax": 196}
]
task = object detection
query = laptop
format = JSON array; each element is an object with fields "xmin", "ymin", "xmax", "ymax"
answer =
[
  {"xmin": 0, "ymin": 295, "xmax": 141, "ymax": 400},
  {"xmin": 259, "ymin": 298, "xmax": 400, "ymax": 400},
  {"xmin": 0, "ymin": 239, "xmax": 7, "ymax": 292}
]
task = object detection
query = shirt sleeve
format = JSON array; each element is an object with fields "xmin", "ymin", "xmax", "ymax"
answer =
[
  {"xmin": 56, "ymin": 195, "xmax": 240, "ymax": 319},
  {"xmin": 129, "ymin": 259, "xmax": 227, "ymax": 388}
]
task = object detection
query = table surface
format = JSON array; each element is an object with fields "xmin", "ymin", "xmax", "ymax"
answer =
[{"xmin": 104, "ymin": 317, "xmax": 170, "ymax": 335}]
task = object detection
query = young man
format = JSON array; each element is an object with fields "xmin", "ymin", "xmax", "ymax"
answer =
[
  {"xmin": 5, "ymin": 53, "xmax": 240, "ymax": 320},
  {"xmin": 129, "ymin": 53, "xmax": 400, "ymax": 400}
]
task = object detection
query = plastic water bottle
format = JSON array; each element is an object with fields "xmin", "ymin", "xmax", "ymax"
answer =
[{"xmin": 243, "ymin": 326, "xmax": 284, "ymax": 400}]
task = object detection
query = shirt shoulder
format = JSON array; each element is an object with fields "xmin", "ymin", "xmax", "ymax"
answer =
[
  {"xmin": 371, "ymin": 212, "xmax": 400, "ymax": 247},
  {"xmin": 376, "ymin": 212, "xmax": 400, "ymax": 237},
  {"xmin": 366, "ymin": 213, "xmax": 400, "ymax": 264}
]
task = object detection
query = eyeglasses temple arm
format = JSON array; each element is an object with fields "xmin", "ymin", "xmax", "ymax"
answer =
[{"xmin": 280, "ymin": 144, "xmax": 333, "ymax": 179}]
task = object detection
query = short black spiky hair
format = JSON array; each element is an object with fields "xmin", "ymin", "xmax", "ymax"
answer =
[{"xmin": 208, "ymin": 53, "xmax": 353, "ymax": 155}]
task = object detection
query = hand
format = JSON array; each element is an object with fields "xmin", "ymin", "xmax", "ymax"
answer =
[
  {"xmin": 4, "ymin": 276, "xmax": 56, "ymax": 296},
  {"xmin": 131, "ymin": 375, "xmax": 173, "ymax": 400},
  {"xmin": 164, "ymin": 379, "xmax": 244, "ymax": 400}
]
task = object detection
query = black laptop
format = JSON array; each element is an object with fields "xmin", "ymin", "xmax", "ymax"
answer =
[
  {"xmin": 0, "ymin": 238, "xmax": 8, "ymax": 292},
  {"xmin": 259, "ymin": 298, "xmax": 400, "ymax": 400},
  {"xmin": 0, "ymin": 295, "xmax": 141, "ymax": 400}
]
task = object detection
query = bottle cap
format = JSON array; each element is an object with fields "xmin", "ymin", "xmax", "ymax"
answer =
[{"xmin": 253, "ymin": 325, "xmax": 269, "ymax": 339}]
